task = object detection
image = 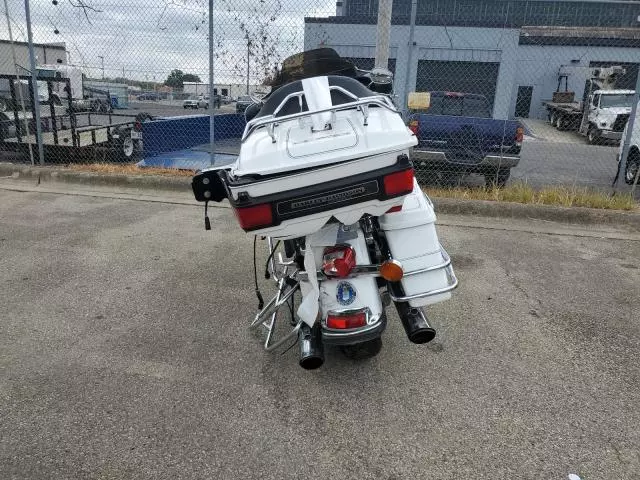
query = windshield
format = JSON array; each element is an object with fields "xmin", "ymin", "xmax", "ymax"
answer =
[
  {"xmin": 269, "ymin": 48, "xmax": 357, "ymax": 89},
  {"xmin": 599, "ymin": 94, "xmax": 634, "ymax": 108}
]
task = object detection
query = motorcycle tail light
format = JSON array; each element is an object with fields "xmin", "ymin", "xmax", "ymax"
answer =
[
  {"xmin": 385, "ymin": 205, "xmax": 403, "ymax": 214},
  {"xmin": 322, "ymin": 245, "xmax": 356, "ymax": 278},
  {"xmin": 379, "ymin": 259, "xmax": 404, "ymax": 282},
  {"xmin": 383, "ymin": 169, "xmax": 414, "ymax": 196},
  {"xmin": 233, "ymin": 203, "xmax": 273, "ymax": 230},
  {"xmin": 326, "ymin": 311, "xmax": 367, "ymax": 329},
  {"xmin": 408, "ymin": 119, "xmax": 419, "ymax": 135}
]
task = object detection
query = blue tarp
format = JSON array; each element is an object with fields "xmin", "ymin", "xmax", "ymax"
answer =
[
  {"xmin": 137, "ymin": 149, "xmax": 237, "ymax": 170},
  {"xmin": 138, "ymin": 113, "xmax": 245, "ymax": 170}
]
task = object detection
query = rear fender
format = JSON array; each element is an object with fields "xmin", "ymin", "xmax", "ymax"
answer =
[{"xmin": 315, "ymin": 226, "xmax": 383, "ymax": 324}]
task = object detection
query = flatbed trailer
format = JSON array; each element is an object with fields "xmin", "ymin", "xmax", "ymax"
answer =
[
  {"xmin": 542, "ymin": 100, "xmax": 584, "ymax": 131},
  {"xmin": 0, "ymin": 73, "xmax": 148, "ymax": 162}
]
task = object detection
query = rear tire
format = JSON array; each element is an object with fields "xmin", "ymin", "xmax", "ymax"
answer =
[
  {"xmin": 549, "ymin": 112, "xmax": 557, "ymax": 126},
  {"xmin": 555, "ymin": 115, "xmax": 565, "ymax": 130},
  {"xmin": 625, "ymin": 151, "xmax": 640, "ymax": 185},
  {"xmin": 485, "ymin": 169, "xmax": 510, "ymax": 188},
  {"xmin": 340, "ymin": 337, "xmax": 382, "ymax": 360},
  {"xmin": 587, "ymin": 126, "xmax": 600, "ymax": 145}
]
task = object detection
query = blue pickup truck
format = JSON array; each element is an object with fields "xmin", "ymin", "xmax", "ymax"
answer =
[{"xmin": 407, "ymin": 92, "xmax": 523, "ymax": 187}]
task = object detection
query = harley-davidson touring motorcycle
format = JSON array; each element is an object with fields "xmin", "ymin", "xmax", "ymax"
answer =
[{"xmin": 192, "ymin": 49, "xmax": 457, "ymax": 369}]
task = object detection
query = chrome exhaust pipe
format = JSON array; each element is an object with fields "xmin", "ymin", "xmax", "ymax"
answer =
[
  {"xmin": 394, "ymin": 301, "xmax": 436, "ymax": 344},
  {"xmin": 298, "ymin": 323, "xmax": 324, "ymax": 370}
]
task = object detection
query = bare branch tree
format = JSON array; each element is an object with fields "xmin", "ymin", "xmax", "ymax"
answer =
[{"xmin": 66, "ymin": 0, "xmax": 102, "ymax": 24}]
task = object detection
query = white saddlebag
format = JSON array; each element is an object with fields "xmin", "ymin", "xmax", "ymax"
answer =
[{"xmin": 378, "ymin": 180, "xmax": 457, "ymax": 308}]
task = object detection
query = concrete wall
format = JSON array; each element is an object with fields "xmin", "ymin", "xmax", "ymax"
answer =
[
  {"xmin": 305, "ymin": 22, "xmax": 640, "ymax": 120},
  {"xmin": 0, "ymin": 41, "xmax": 67, "ymax": 76}
]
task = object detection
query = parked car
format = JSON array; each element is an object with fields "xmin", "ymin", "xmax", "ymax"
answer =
[
  {"xmin": 0, "ymin": 111, "xmax": 17, "ymax": 143},
  {"xmin": 221, "ymin": 95, "xmax": 231, "ymax": 104},
  {"xmin": 137, "ymin": 93, "xmax": 159, "ymax": 101},
  {"xmin": 236, "ymin": 95, "xmax": 253, "ymax": 114},
  {"xmin": 617, "ymin": 104, "xmax": 640, "ymax": 185},
  {"xmin": 183, "ymin": 97, "xmax": 208, "ymax": 109},
  {"xmin": 407, "ymin": 91, "xmax": 523, "ymax": 187}
]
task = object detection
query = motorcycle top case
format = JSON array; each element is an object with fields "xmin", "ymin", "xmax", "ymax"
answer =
[
  {"xmin": 224, "ymin": 153, "xmax": 415, "ymax": 239},
  {"xmin": 192, "ymin": 75, "xmax": 418, "ymax": 239}
]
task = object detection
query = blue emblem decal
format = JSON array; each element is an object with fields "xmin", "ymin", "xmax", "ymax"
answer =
[{"xmin": 336, "ymin": 281, "xmax": 357, "ymax": 306}]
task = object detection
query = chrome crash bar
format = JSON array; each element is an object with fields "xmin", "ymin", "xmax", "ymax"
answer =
[
  {"xmin": 241, "ymin": 85, "xmax": 398, "ymax": 143},
  {"xmin": 249, "ymin": 237, "xmax": 302, "ymax": 352},
  {"xmin": 387, "ymin": 249, "xmax": 458, "ymax": 303},
  {"xmin": 294, "ymin": 245, "xmax": 453, "ymax": 283}
]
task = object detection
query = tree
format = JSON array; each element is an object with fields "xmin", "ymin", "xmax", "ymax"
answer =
[
  {"xmin": 165, "ymin": 69, "xmax": 184, "ymax": 88},
  {"xmin": 164, "ymin": 69, "xmax": 202, "ymax": 88},
  {"xmin": 182, "ymin": 73, "xmax": 202, "ymax": 83}
]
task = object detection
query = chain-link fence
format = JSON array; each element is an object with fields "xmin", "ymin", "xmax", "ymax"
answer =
[{"xmin": 2, "ymin": 0, "xmax": 640, "ymax": 194}]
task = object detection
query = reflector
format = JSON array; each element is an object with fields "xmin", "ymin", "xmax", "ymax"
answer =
[
  {"xmin": 326, "ymin": 311, "xmax": 367, "ymax": 329},
  {"xmin": 379, "ymin": 259, "xmax": 404, "ymax": 282}
]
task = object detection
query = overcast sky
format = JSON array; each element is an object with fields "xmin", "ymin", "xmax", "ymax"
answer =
[{"xmin": 3, "ymin": 0, "xmax": 334, "ymax": 84}]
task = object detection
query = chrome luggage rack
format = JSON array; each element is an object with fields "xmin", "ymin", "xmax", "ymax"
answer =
[
  {"xmin": 249, "ymin": 239, "xmax": 458, "ymax": 351},
  {"xmin": 241, "ymin": 85, "xmax": 398, "ymax": 143}
]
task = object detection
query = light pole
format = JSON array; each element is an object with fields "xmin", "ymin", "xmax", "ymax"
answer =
[
  {"xmin": 24, "ymin": 0, "xmax": 44, "ymax": 165},
  {"xmin": 98, "ymin": 55, "xmax": 104, "ymax": 79},
  {"xmin": 246, "ymin": 39, "xmax": 251, "ymax": 95},
  {"xmin": 209, "ymin": 0, "xmax": 215, "ymax": 165}
]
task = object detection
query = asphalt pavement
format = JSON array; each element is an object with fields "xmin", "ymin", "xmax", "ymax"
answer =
[
  {"xmin": 1, "ymin": 185, "xmax": 639, "ymax": 479},
  {"xmin": 515, "ymin": 119, "xmax": 624, "ymax": 192}
]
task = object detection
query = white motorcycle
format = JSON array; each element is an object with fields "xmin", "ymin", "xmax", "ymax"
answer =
[{"xmin": 192, "ymin": 49, "xmax": 457, "ymax": 368}]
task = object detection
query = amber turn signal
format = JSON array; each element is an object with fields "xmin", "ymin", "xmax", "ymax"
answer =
[{"xmin": 379, "ymin": 259, "xmax": 404, "ymax": 282}]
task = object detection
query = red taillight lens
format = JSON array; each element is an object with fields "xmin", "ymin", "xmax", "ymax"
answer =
[
  {"xmin": 326, "ymin": 311, "xmax": 367, "ymax": 329},
  {"xmin": 408, "ymin": 119, "xmax": 419, "ymax": 135},
  {"xmin": 134, "ymin": 121, "xmax": 142, "ymax": 132},
  {"xmin": 322, "ymin": 246, "xmax": 356, "ymax": 278},
  {"xmin": 233, "ymin": 203, "xmax": 273, "ymax": 230},
  {"xmin": 383, "ymin": 169, "xmax": 414, "ymax": 196},
  {"xmin": 385, "ymin": 205, "xmax": 403, "ymax": 214},
  {"xmin": 516, "ymin": 126, "xmax": 524, "ymax": 144}
]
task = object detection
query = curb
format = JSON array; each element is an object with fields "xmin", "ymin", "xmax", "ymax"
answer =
[
  {"xmin": 0, "ymin": 162, "xmax": 191, "ymax": 192},
  {"xmin": 2, "ymin": 162, "xmax": 639, "ymax": 230},
  {"xmin": 431, "ymin": 197, "xmax": 640, "ymax": 231}
]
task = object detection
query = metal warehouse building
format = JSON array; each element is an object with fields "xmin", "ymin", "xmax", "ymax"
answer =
[
  {"xmin": 304, "ymin": 0, "xmax": 640, "ymax": 120},
  {"xmin": 0, "ymin": 40, "xmax": 67, "ymax": 75}
]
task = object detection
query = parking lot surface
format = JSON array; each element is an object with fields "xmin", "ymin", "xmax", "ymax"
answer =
[{"xmin": 1, "ymin": 186, "xmax": 639, "ymax": 479}]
